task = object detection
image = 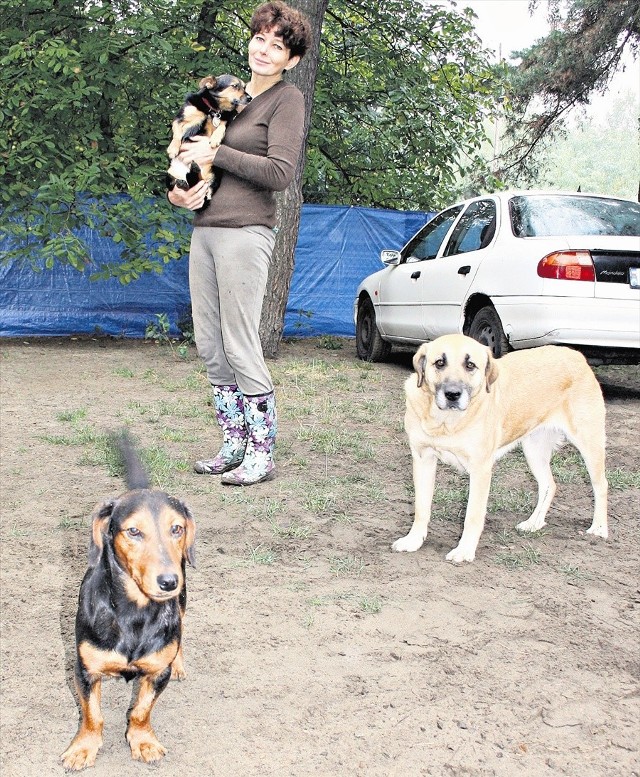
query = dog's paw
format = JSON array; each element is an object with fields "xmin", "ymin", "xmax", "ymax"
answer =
[
  {"xmin": 392, "ymin": 533, "xmax": 425, "ymax": 553},
  {"xmin": 586, "ymin": 523, "xmax": 608, "ymax": 539},
  {"xmin": 128, "ymin": 729, "xmax": 167, "ymax": 763},
  {"xmin": 516, "ymin": 516, "xmax": 546, "ymax": 533},
  {"xmin": 61, "ymin": 735, "xmax": 102, "ymax": 771},
  {"xmin": 445, "ymin": 544, "xmax": 476, "ymax": 563}
]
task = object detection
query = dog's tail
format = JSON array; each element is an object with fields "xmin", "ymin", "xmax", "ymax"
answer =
[{"xmin": 111, "ymin": 430, "xmax": 151, "ymax": 490}]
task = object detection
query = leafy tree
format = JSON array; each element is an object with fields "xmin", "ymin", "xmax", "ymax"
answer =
[
  {"xmin": 0, "ymin": 0, "xmax": 258, "ymax": 282},
  {"xmin": 306, "ymin": 0, "xmax": 499, "ymax": 210},
  {"xmin": 0, "ymin": 0, "xmax": 502, "ymax": 351},
  {"xmin": 500, "ymin": 0, "xmax": 640, "ymax": 181},
  {"xmin": 539, "ymin": 90, "xmax": 639, "ymax": 197}
]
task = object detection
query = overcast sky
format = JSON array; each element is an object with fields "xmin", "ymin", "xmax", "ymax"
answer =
[{"xmin": 461, "ymin": 0, "xmax": 639, "ymax": 119}]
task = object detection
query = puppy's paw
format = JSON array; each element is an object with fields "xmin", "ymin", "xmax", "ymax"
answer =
[
  {"xmin": 392, "ymin": 533, "xmax": 425, "ymax": 553},
  {"xmin": 586, "ymin": 523, "xmax": 608, "ymax": 539},
  {"xmin": 445, "ymin": 544, "xmax": 476, "ymax": 563}
]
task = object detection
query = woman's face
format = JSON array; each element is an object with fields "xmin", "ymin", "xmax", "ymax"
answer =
[{"xmin": 248, "ymin": 27, "xmax": 299, "ymax": 78}]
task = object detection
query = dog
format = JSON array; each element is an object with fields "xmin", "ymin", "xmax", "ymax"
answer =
[
  {"xmin": 392, "ymin": 334, "xmax": 608, "ymax": 563},
  {"xmin": 166, "ymin": 74, "xmax": 252, "ymax": 203},
  {"xmin": 61, "ymin": 432, "xmax": 196, "ymax": 771}
]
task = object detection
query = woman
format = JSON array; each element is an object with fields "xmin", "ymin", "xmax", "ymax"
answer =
[{"xmin": 168, "ymin": 1, "xmax": 312, "ymax": 486}]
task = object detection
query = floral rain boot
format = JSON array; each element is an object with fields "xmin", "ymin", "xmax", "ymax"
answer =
[
  {"xmin": 221, "ymin": 391, "xmax": 277, "ymax": 486},
  {"xmin": 194, "ymin": 384, "xmax": 247, "ymax": 474}
]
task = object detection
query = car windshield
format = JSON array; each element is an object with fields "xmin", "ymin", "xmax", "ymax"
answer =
[{"xmin": 509, "ymin": 195, "xmax": 640, "ymax": 238}]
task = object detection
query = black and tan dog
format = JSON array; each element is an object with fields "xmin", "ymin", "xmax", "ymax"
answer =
[
  {"xmin": 166, "ymin": 74, "xmax": 252, "ymax": 203},
  {"xmin": 61, "ymin": 433, "xmax": 196, "ymax": 771}
]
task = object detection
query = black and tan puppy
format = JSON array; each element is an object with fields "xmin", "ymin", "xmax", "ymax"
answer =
[
  {"xmin": 166, "ymin": 74, "xmax": 252, "ymax": 202},
  {"xmin": 61, "ymin": 433, "xmax": 196, "ymax": 771}
]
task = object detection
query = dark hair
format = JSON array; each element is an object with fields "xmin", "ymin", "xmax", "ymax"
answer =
[{"xmin": 250, "ymin": 1, "xmax": 312, "ymax": 60}]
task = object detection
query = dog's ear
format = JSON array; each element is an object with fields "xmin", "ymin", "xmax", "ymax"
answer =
[
  {"xmin": 170, "ymin": 498, "xmax": 197, "ymax": 567},
  {"xmin": 88, "ymin": 499, "xmax": 116, "ymax": 567},
  {"xmin": 484, "ymin": 350, "xmax": 499, "ymax": 393},
  {"xmin": 199, "ymin": 75, "xmax": 216, "ymax": 89},
  {"xmin": 413, "ymin": 346, "xmax": 428, "ymax": 388}
]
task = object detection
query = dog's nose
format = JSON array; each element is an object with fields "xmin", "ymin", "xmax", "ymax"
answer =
[
  {"xmin": 444, "ymin": 389, "xmax": 462, "ymax": 403},
  {"xmin": 157, "ymin": 574, "xmax": 179, "ymax": 592}
]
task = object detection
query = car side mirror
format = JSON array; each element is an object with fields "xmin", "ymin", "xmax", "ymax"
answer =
[{"xmin": 381, "ymin": 249, "xmax": 401, "ymax": 266}]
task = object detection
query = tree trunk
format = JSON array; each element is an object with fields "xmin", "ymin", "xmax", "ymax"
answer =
[{"xmin": 259, "ymin": 0, "xmax": 328, "ymax": 358}]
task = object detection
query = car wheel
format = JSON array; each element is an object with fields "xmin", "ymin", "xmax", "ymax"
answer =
[
  {"xmin": 356, "ymin": 297, "xmax": 392, "ymax": 362},
  {"xmin": 468, "ymin": 305, "xmax": 509, "ymax": 358}
]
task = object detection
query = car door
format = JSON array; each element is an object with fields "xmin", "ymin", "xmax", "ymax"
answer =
[
  {"xmin": 377, "ymin": 206, "xmax": 463, "ymax": 340},
  {"xmin": 420, "ymin": 199, "xmax": 498, "ymax": 339}
]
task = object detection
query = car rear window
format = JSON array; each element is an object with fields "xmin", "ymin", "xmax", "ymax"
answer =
[{"xmin": 509, "ymin": 195, "xmax": 640, "ymax": 238}]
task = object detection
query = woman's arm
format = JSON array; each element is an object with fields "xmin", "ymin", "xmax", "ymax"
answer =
[{"xmin": 214, "ymin": 90, "xmax": 306, "ymax": 191}]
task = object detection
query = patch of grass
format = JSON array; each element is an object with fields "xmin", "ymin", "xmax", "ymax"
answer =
[
  {"xmin": 331, "ymin": 511, "xmax": 354, "ymax": 524},
  {"xmin": 489, "ymin": 485, "xmax": 534, "ymax": 514},
  {"xmin": 269, "ymin": 518, "xmax": 311, "ymax": 540},
  {"xmin": 56, "ymin": 408, "xmax": 87, "ymax": 423},
  {"xmin": 493, "ymin": 529, "xmax": 514, "ymax": 545},
  {"xmin": 57, "ymin": 515, "xmax": 87, "ymax": 530},
  {"xmin": 160, "ymin": 428, "xmax": 200, "ymax": 443},
  {"xmin": 245, "ymin": 545, "xmax": 278, "ymax": 565},
  {"xmin": 495, "ymin": 545, "xmax": 541, "ymax": 570},
  {"xmin": 113, "ymin": 366, "xmax": 135, "ymax": 378},
  {"xmin": 316, "ymin": 335, "xmax": 344, "ymax": 351},
  {"xmin": 551, "ymin": 448, "xmax": 589, "ymax": 484},
  {"xmin": 431, "ymin": 484, "xmax": 467, "ymax": 522},
  {"xmin": 359, "ymin": 595, "xmax": 382, "ymax": 614},
  {"xmin": 296, "ymin": 426, "xmax": 374, "ymax": 461},
  {"xmin": 559, "ymin": 564, "xmax": 593, "ymax": 581},
  {"xmin": 607, "ymin": 468, "xmax": 640, "ymax": 490},
  {"xmin": 126, "ymin": 399, "xmax": 209, "ymax": 422},
  {"xmin": 41, "ymin": 425, "xmax": 105, "ymax": 447},
  {"xmin": 6, "ymin": 521, "xmax": 31, "ymax": 537},
  {"xmin": 329, "ymin": 554, "xmax": 365, "ymax": 577}
]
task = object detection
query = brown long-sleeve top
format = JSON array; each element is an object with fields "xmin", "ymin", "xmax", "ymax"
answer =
[{"xmin": 193, "ymin": 80, "xmax": 306, "ymax": 230}]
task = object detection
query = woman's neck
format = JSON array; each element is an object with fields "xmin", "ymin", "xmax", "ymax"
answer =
[{"xmin": 247, "ymin": 75, "xmax": 283, "ymax": 98}]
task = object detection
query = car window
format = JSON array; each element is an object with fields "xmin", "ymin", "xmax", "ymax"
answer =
[
  {"xmin": 509, "ymin": 195, "xmax": 640, "ymax": 237},
  {"xmin": 402, "ymin": 206, "xmax": 463, "ymax": 262},
  {"xmin": 443, "ymin": 200, "xmax": 497, "ymax": 256}
]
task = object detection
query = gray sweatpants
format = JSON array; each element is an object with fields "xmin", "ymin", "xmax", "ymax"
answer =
[{"xmin": 188, "ymin": 225, "xmax": 276, "ymax": 396}]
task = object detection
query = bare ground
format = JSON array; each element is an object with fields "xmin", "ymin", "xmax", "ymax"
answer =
[{"xmin": 1, "ymin": 336, "xmax": 639, "ymax": 777}]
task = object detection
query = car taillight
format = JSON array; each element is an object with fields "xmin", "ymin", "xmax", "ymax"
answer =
[{"xmin": 537, "ymin": 250, "xmax": 595, "ymax": 281}]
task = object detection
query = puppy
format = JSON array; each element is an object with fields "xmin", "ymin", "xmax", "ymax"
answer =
[
  {"xmin": 166, "ymin": 74, "xmax": 252, "ymax": 202},
  {"xmin": 61, "ymin": 432, "xmax": 196, "ymax": 771},
  {"xmin": 392, "ymin": 334, "xmax": 608, "ymax": 562}
]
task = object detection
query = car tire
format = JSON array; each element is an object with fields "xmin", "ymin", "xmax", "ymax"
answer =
[
  {"xmin": 468, "ymin": 305, "xmax": 509, "ymax": 358},
  {"xmin": 356, "ymin": 297, "xmax": 392, "ymax": 362}
]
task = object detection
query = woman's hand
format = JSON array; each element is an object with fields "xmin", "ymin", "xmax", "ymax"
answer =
[
  {"xmin": 167, "ymin": 180, "xmax": 210, "ymax": 211},
  {"xmin": 178, "ymin": 135, "xmax": 219, "ymax": 168}
]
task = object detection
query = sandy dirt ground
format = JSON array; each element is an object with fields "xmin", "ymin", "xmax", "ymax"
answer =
[{"xmin": 1, "ymin": 336, "xmax": 639, "ymax": 777}]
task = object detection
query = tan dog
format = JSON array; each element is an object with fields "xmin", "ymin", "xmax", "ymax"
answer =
[{"xmin": 392, "ymin": 334, "xmax": 608, "ymax": 562}]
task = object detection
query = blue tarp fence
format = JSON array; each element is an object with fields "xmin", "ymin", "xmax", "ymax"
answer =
[{"xmin": 0, "ymin": 204, "xmax": 432, "ymax": 339}]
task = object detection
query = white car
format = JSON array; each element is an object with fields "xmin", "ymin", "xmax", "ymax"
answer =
[{"xmin": 354, "ymin": 191, "xmax": 640, "ymax": 364}]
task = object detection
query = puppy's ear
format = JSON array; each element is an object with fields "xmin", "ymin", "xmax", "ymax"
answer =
[
  {"xmin": 88, "ymin": 499, "xmax": 116, "ymax": 567},
  {"xmin": 199, "ymin": 75, "xmax": 216, "ymax": 89},
  {"xmin": 485, "ymin": 351, "xmax": 499, "ymax": 393},
  {"xmin": 413, "ymin": 347, "xmax": 428, "ymax": 388}
]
